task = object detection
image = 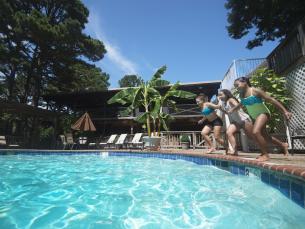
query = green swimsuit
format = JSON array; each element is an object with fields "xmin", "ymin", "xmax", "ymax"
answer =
[{"xmin": 240, "ymin": 88, "xmax": 270, "ymax": 120}]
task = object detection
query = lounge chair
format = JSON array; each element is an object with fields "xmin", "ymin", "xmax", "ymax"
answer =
[
  {"xmin": 78, "ymin": 136, "xmax": 88, "ymax": 149},
  {"xmin": 65, "ymin": 133, "xmax": 76, "ymax": 150},
  {"xmin": 115, "ymin": 134, "xmax": 128, "ymax": 149},
  {"xmin": 59, "ymin": 135, "xmax": 68, "ymax": 149},
  {"xmin": 0, "ymin": 136, "xmax": 20, "ymax": 148},
  {"xmin": 0, "ymin": 136, "xmax": 6, "ymax": 148},
  {"xmin": 127, "ymin": 133, "xmax": 144, "ymax": 149},
  {"xmin": 99, "ymin": 134, "xmax": 117, "ymax": 149}
]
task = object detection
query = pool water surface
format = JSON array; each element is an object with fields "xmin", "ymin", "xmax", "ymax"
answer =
[{"xmin": 0, "ymin": 154, "xmax": 304, "ymax": 229}]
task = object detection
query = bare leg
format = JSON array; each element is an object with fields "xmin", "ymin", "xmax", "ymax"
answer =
[
  {"xmin": 213, "ymin": 125, "xmax": 225, "ymax": 152},
  {"xmin": 201, "ymin": 125, "xmax": 213, "ymax": 153},
  {"xmin": 262, "ymin": 129, "xmax": 289, "ymax": 156},
  {"xmin": 244, "ymin": 121, "xmax": 255, "ymax": 140},
  {"xmin": 226, "ymin": 124, "xmax": 238, "ymax": 155},
  {"xmin": 252, "ymin": 114, "xmax": 270, "ymax": 162}
]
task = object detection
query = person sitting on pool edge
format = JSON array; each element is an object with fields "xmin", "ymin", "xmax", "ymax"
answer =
[
  {"xmin": 231, "ymin": 77, "xmax": 292, "ymax": 162},
  {"xmin": 196, "ymin": 94, "xmax": 225, "ymax": 153}
]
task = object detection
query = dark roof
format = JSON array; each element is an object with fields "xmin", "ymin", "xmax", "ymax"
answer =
[
  {"xmin": 43, "ymin": 81, "xmax": 221, "ymax": 110},
  {"xmin": 0, "ymin": 100, "xmax": 59, "ymax": 119}
]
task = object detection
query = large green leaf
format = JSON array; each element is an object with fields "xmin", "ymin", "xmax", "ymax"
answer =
[
  {"xmin": 151, "ymin": 65, "xmax": 167, "ymax": 81},
  {"xmin": 135, "ymin": 112, "xmax": 150, "ymax": 123},
  {"xmin": 107, "ymin": 87, "xmax": 137, "ymax": 105},
  {"xmin": 151, "ymin": 99, "xmax": 161, "ymax": 118}
]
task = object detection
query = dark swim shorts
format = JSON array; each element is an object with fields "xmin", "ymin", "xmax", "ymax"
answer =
[{"xmin": 202, "ymin": 117, "xmax": 223, "ymax": 128}]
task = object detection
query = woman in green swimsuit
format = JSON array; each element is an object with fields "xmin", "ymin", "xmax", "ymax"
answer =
[{"xmin": 231, "ymin": 77, "xmax": 292, "ymax": 162}]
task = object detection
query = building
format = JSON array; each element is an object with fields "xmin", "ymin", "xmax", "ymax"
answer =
[{"xmin": 44, "ymin": 81, "xmax": 221, "ymax": 136}]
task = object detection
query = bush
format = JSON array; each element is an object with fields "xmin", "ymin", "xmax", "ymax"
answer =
[
  {"xmin": 180, "ymin": 134, "xmax": 191, "ymax": 143},
  {"xmin": 250, "ymin": 68, "xmax": 291, "ymax": 133}
]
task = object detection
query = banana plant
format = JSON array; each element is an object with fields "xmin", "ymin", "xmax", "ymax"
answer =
[
  {"xmin": 108, "ymin": 66, "xmax": 196, "ymax": 136},
  {"xmin": 149, "ymin": 82, "xmax": 196, "ymax": 136}
]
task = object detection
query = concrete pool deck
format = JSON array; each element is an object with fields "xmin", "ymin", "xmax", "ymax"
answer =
[
  {"xmin": 162, "ymin": 149, "xmax": 305, "ymax": 168},
  {"xmin": 157, "ymin": 149, "xmax": 305, "ymax": 181}
]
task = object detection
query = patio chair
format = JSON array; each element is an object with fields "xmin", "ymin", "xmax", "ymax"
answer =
[
  {"xmin": 78, "ymin": 136, "xmax": 88, "ymax": 149},
  {"xmin": 65, "ymin": 133, "xmax": 77, "ymax": 150},
  {"xmin": 290, "ymin": 128, "xmax": 305, "ymax": 155},
  {"xmin": 115, "ymin": 134, "xmax": 128, "ymax": 149},
  {"xmin": 99, "ymin": 134, "xmax": 117, "ymax": 149},
  {"xmin": 0, "ymin": 136, "xmax": 7, "ymax": 148},
  {"xmin": 59, "ymin": 135, "xmax": 68, "ymax": 149},
  {"xmin": 127, "ymin": 133, "xmax": 144, "ymax": 149},
  {"xmin": 0, "ymin": 136, "xmax": 20, "ymax": 148}
]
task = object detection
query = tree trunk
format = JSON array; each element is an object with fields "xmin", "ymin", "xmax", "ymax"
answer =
[
  {"xmin": 7, "ymin": 66, "xmax": 16, "ymax": 102},
  {"xmin": 32, "ymin": 56, "xmax": 42, "ymax": 107},
  {"xmin": 20, "ymin": 47, "xmax": 38, "ymax": 104}
]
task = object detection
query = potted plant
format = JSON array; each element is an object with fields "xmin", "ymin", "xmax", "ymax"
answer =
[
  {"xmin": 108, "ymin": 66, "xmax": 196, "ymax": 149},
  {"xmin": 180, "ymin": 134, "xmax": 191, "ymax": 149}
]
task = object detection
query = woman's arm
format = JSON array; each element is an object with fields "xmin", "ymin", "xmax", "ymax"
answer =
[
  {"xmin": 198, "ymin": 116, "xmax": 207, "ymax": 125},
  {"xmin": 206, "ymin": 102, "xmax": 221, "ymax": 110},
  {"xmin": 228, "ymin": 98, "xmax": 240, "ymax": 108},
  {"xmin": 253, "ymin": 88, "xmax": 292, "ymax": 119},
  {"xmin": 227, "ymin": 102, "xmax": 242, "ymax": 113}
]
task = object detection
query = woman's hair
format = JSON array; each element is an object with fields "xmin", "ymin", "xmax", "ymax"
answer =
[
  {"xmin": 196, "ymin": 93, "xmax": 208, "ymax": 103},
  {"xmin": 235, "ymin": 77, "xmax": 252, "ymax": 87},
  {"xmin": 219, "ymin": 89, "xmax": 239, "ymax": 103}
]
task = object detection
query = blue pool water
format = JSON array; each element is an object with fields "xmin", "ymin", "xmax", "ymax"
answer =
[{"xmin": 0, "ymin": 154, "xmax": 304, "ymax": 229}]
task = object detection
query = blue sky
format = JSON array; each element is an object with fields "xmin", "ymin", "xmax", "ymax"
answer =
[{"xmin": 83, "ymin": 0, "xmax": 278, "ymax": 88}]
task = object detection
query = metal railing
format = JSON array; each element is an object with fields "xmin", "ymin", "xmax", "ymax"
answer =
[{"xmin": 221, "ymin": 58, "xmax": 267, "ymax": 90}]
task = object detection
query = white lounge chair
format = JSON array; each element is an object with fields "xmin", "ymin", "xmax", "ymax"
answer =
[
  {"xmin": 59, "ymin": 135, "xmax": 68, "ymax": 149},
  {"xmin": 127, "ymin": 133, "xmax": 144, "ymax": 149},
  {"xmin": 115, "ymin": 134, "xmax": 128, "ymax": 149},
  {"xmin": 65, "ymin": 133, "xmax": 76, "ymax": 150},
  {"xmin": 0, "ymin": 136, "xmax": 20, "ymax": 148},
  {"xmin": 0, "ymin": 136, "xmax": 7, "ymax": 148},
  {"xmin": 99, "ymin": 134, "xmax": 117, "ymax": 149},
  {"xmin": 78, "ymin": 136, "xmax": 88, "ymax": 149}
]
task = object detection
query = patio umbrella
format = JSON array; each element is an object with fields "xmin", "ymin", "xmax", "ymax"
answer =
[{"xmin": 71, "ymin": 112, "xmax": 96, "ymax": 131}]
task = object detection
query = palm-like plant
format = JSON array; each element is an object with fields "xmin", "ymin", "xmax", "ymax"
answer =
[{"xmin": 107, "ymin": 66, "xmax": 196, "ymax": 136}]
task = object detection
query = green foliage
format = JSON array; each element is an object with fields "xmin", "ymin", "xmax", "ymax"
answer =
[
  {"xmin": 47, "ymin": 63, "xmax": 109, "ymax": 93},
  {"xmin": 180, "ymin": 134, "xmax": 190, "ymax": 143},
  {"xmin": 108, "ymin": 66, "xmax": 196, "ymax": 136},
  {"xmin": 59, "ymin": 114, "xmax": 78, "ymax": 134},
  {"xmin": 38, "ymin": 126, "xmax": 54, "ymax": 148},
  {"xmin": 250, "ymin": 68, "xmax": 291, "ymax": 132},
  {"xmin": 0, "ymin": 0, "xmax": 109, "ymax": 105},
  {"xmin": 225, "ymin": 0, "xmax": 305, "ymax": 49},
  {"xmin": 118, "ymin": 75, "xmax": 144, "ymax": 88}
]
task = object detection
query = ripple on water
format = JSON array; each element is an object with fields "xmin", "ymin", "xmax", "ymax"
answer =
[{"xmin": 0, "ymin": 155, "xmax": 305, "ymax": 229}]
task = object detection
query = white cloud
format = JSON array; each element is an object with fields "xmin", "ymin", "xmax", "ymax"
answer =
[{"xmin": 87, "ymin": 11, "xmax": 138, "ymax": 75}]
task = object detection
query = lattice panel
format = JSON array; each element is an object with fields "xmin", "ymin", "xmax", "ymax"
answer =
[{"xmin": 286, "ymin": 62, "xmax": 305, "ymax": 149}]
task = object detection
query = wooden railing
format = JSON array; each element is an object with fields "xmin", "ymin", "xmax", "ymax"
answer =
[
  {"xmin": 267, "ymin": 19, "xmax": 305, "ymax": 74},
  {"xmin": 160, "ymin": 131, "xmax": 225, "ymax": 150}
]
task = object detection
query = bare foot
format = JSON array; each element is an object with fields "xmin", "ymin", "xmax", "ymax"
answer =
[
  {"xmin": 256, "ymin": 154, "xmax": 270, "ymax": 162},
  {"xmin": 282, "ymin": 143, "xmax": 289, "ymax": 156},
  {"xmin": 226, "ymin": 149, "xmax": 238, "ymax": 156},
  {"xmin": 232, "ymin": 151, "xmax": 238, "ymax": 156},
  {"xmin": 225, "ymin": 149, "xmax": 230, "ymax": 155},
  {"xmin": 207, "ymin": 148, "xmax": 216, "ymax": 153}
]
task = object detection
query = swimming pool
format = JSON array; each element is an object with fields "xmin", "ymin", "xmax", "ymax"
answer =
[{"xmin": 0, "ymin": 153, "xmax": 304, "ymax": 228}]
